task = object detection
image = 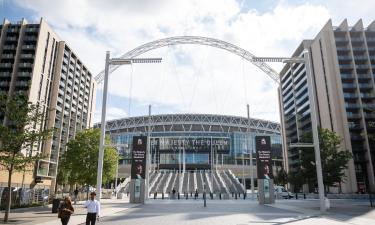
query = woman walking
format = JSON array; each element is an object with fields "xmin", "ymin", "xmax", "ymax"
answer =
[{"xmin": 58, "ymin": 196, "xmax": 74, "ymax": 225}]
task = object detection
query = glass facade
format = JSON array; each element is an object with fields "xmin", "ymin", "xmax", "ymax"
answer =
[{"xmin": 110, "ymin": 130, "xmax": 282, "ymax": 170}]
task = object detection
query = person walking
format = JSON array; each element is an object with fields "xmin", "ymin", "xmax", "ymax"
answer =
[
  {"xmin": 84, "ymin": 192, "xmax": 100, "ymax": 225},
  {"xmin": 194, "ymin": 189, "xmax": 198, "ymax": 200},
  {"xmin": 74, "ymin": 188, "xmax": 79, "ymax": 205},
  {"xmin": 58, "ymin": 196, "xmax": 74, "ymax": 225}
]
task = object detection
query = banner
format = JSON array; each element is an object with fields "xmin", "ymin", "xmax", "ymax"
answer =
[
  {"xmin": 256, "ymin": 136, "xmax": 273, "ymax": 179},
  {"xmin": 151, "ymin": 137, "xmax": 230, "ymax": 153},
  {"xmin": 131, "ymin": 136, "xmax": 147, "ymax": 179}
]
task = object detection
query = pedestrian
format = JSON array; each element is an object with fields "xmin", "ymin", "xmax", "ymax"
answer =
[
  {"xmin": 74, "ymin": 188, "xmax": 79, "ymax": 205},
  {"xmin": 58, "ymin": 196, "xmax": 74, "ymax": 225},
  {"xmin": 84, "ymin": 192, "xmax": 100, "ymax": 225},
  {"xmin": 194, "ymin": 189, "xmax": 198, "ymax": 200},
  {"xmin": 172, "ymin": 188, "xmax": 176, "ymax": 199}
]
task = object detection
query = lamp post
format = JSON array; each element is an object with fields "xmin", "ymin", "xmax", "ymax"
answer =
[{"xmin": 96, "ymin": 52, "xmax": 161, "ymax": 201}]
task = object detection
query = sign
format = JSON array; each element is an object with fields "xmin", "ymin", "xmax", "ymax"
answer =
[
  {"xmin": 131, "ymin": 136, "xmax": 147, "ymax": 179},
  {"xmin": 151, "ymin": 137, "xmax": 230, "ymax": 153},
  {"xmin": 256, "ymin": 136, "xmax": 273, "ymax": 179}
]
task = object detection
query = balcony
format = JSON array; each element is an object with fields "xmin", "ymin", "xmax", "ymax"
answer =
[
  {"xmin": 358, "ymin": 83, "xmax": 373, "ymax": 89},
  {"xmin": 18, "ymin": 72, "xmax": 31, "ymax": 77},
  {"xmin": 364, "ymin": 113, "xmax": 375, "ymax": 119},
  {"xmin": 23, "ymin": 36, "xmax": 37, "ymax": 41},
  {"xmin": 0, "ymin": 81, "xmax": 10, "ymax": 87},
  {"xmin": 1, "ymin": 54, "xmax": 14, "ymax": 59},
  {"xmin": 0, "ymin": 63, "xmax": 13, "ymax": 68},
  {"xmin": 360, "ymin": 93, "xmax": 375, "ymax": 98},
  {"xmin": 341, "ymin": 73, "xmax": 354, "ymax": 79},
  {"xmin": 336, "ymin": 47, "xmax": 350, "ymax": 51},
  {"xmin": 0, "ymin": 72, "xmax": 10, "ymax": 77},
  {"xmin": 339, "ymin": 64, "xmax": 353, "ymax": 69},
  {"xmin": 342, "ymin": 83, "xmax": 357, "ymax": 89},
  {"xmin": 18, "ymin": 63, "xmax": 33, "ymax": 68},
  {"xmin": 25, "ymin": 27, "xmax": 39, "ymax": 33},
  {"xmin": 20, "ymin": 53, "xmax": 34, "ymax": 59},
  {"xmin": 347, "ymin": 112, "xmax": 361, "ymax": 119},
  {"xmin": 357, "ymin": 74, "xmax": 372, "ymax": 79},
  {"xmin": 2, "ymin": 45, "xmax": 16, "ymax": 50},
  {"xmin": 345, "ymin": 103, "xmax": 360, "ymax": 108},
  {"xmin": 343, "ymin": 93, "xmax": 358, "ymax": 99},
  {"xmin": 352, "ymin": 47, "xmax": 367, "ymax": 51},
  {"xmin": 22, "ymin": 45, "xmax": 36, "ymax": 50}
]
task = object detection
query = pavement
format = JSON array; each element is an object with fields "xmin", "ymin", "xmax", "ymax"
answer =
[
  {"xmin": 0, "ymin": 198, "xmax": 138, "ymax": 225},
  {"xmin": 1, "ymin": 198, "xmax": 375, "ymax": 225}
]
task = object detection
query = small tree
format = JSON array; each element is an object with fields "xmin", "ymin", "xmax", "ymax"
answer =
[
  {"xmin": 300, "ymin": 128, "xmax": 352, "ymax": 192},
  {"xmin": 58, "ymin": 128, "xmax": 118, "ymax": 193},
  {"xmin": 0, "ymin": 94, "xmax": 52, "ymax": 222},
  {"xmin": 274, "ymin": 168, "xmax": 288, "ymax": 186},
  {"xmin": 288, "ymin": 170, "xmax": 304, "ymax": 193}
]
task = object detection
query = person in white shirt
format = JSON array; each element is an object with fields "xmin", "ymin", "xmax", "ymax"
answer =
[{"xmin": 84, "ymin": 192, "xmax": 100, "ymax": 225}]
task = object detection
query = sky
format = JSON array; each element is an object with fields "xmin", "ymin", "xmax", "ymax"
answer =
[{"xmin": 1, "ymin": 0, "xmax": 375, "ymax": 123}]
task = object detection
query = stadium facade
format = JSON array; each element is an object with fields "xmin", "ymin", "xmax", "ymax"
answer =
[{"xmin": 103, "ymin": 114, "xmax": 282, "ymax": 190}]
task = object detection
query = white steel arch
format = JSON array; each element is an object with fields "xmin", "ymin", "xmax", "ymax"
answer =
[{"xmin": 95, "ymin": 36, "xmax": 280, "ymax": 83}]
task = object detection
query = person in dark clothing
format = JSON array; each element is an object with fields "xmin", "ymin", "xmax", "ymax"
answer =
[
  {"xmin": 74, "ymin": 188, "xmax": 79, "ymax": 204},
  {"xmin": 194, "ymin": 189, "xmax": 198, "ymax": 200},
  {"xmin": 58, "ymin": 196, "xmax": 74, "ymax": 225}
]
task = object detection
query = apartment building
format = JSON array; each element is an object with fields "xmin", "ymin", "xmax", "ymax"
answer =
[
  {"xmin": 280, "ymin": 19, "xmax": 375, "ymax": 193},
  {"xmin": 0, "ymin": 18, "xmax": 96, "ymax": 190}
]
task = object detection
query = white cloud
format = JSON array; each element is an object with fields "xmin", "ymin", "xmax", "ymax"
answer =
[
  {"xmin": 12, "ymin": 0, "xmax": 374, "ymax": 123},
  {"xmin": 95, "ymin": 106, "xmax": 129, "ymax": 122}
]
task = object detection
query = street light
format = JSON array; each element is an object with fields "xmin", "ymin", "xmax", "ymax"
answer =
[{"xmin": 96, "ymin": 51, "xmax": 162, "ymax": 201}]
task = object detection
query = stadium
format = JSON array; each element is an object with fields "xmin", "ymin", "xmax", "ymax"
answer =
[{"xmin": 102, "ymin": 113, "xmax": 282, "ymax": 195}]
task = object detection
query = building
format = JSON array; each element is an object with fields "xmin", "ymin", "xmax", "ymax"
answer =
[
  {"xmin": 102, "ymin": 113, "xmax": 282, "ymax": 190},
  {"xmin": 0, "ymin": 18, "xmax": 96, "ymax": 191},
  {"xmin": 279, "ymin": 19, "xmax": 375, "ymax": 193}
]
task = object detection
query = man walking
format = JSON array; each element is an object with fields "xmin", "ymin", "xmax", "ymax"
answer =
[{"xmin": 84, "ymin": 192, "xmax": 100, "ymax": 225}]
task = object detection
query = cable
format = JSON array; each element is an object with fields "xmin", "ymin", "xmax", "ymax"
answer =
[{"xmin": 128, "ymin": 64, "xmax": 133, "ymax": 116}]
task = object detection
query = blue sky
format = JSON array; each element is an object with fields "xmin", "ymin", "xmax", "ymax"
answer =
[{"xmin": 1, "ymin": 0, "xmax": 374, "ymax": 123}]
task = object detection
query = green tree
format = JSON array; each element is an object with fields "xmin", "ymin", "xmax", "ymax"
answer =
[
  {"xmin": 288, "ymin": 170, "xmax": 304, "ymax": 193},
  {"xmin": 0, "ymin": 94, "xmax": 52, "ymax": 222},
  {"xmin": 300, "ymin": 128, "xmax": 352, "ymax": 192},
  {"xmin": 58, "ymin": 128, "xmax": 118, "ymax": 191},
  {"xmin": 274, "ymin": 168, "xmax": 288, "ymax": 186}
]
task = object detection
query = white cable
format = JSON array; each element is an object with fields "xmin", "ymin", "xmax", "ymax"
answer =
[{"xmin": 128, "ymin": 64, "xmax": 133, "ymax": 116}]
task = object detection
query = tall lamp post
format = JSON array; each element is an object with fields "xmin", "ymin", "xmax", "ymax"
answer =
[{"xmin": 96, "ymin": 51, "xmax": 161, "ymax": 201}]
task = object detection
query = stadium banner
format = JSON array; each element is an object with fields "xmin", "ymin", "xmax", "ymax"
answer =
[
  {"xmin": 131, "ymin": 136, "xmax": 147, "ymax": 179},
  {"xmin": 255, "ymin": 136, "xmax": 273, "ymax": 179},
  {"xmin": 151, "ymin": 137, "xmax": 230, "ymax": 153}
]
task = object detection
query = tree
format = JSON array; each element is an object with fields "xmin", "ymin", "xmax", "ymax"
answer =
[
  {"xmin": 0, "ymin": 94, "xmax": 52, "ymax": 222},
  {"xmin": 300, "ymin": 128, "xmax": 352, "ymax": 192},
  {"xmin": 288, "ymin": 170, "xmax": 304, "ymax": 193},
  {"xmin": 274, "ymin": 168, "xmax": 288, "ymax": 186},
  {"xmin": 58, "ymin": 128, "xmax": 118, "ymax": 191}
]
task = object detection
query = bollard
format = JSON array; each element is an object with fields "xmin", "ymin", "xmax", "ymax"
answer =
[
  {"xmin": 178, "ymin": 192, "xmax": 180, "ymax": 199},
  {"xmin": 219, "ymin": 193, "xmax": 222, "ymax": 200},
  {"xmin": 154, "ymin": 192, "xmax": 157, "ymax": 199},
  {"xmin": 232, "ymin": 192, "xmax": 234, "ymax": 197},
  {"xmin": 244, "ymin": 192, "xmax": 246, "ymax": 200},
  {"xmin": 304, "ymin": 193, "xmax": 306, "ymax": 199},
  {"xmin": 210, "ymin": 192, "xmax": 213, "ymax": 199},
  {"xmin": 162, "ymin": 193, "xmax": 164, "ymax": 199},
  {"xmin": 186, "ymin": 193, "xmax": 188, "ymax": 199},
  {"xmin": 235, "ymin": 193, "xmax": 237, "ymax": 199},
  {"xmin": 204, "ymin": 192, "xmax": 206, "ymax": 207}
]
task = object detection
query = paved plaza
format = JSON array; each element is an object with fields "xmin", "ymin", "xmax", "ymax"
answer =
[{"xmin": 2, "ymin": 198, "xmax": 374, "ymax": 225}]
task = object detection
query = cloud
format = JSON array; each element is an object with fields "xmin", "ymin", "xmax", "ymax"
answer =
[
  {"xmin": 11, "ymin": 0, "xmax": 374, "ymax": 123},
  {"xmin": 95, "ymin": 106, "xmax": 128, "ymax": 122}
]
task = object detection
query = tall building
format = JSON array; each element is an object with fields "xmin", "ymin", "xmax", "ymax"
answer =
[
  {"xmin": 279, "ymin": 19, "xmax": 375, "ymax": 193},
  {"xmin": 0, "ymin": 18, "xmax": 96, "ymax": 190}
]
